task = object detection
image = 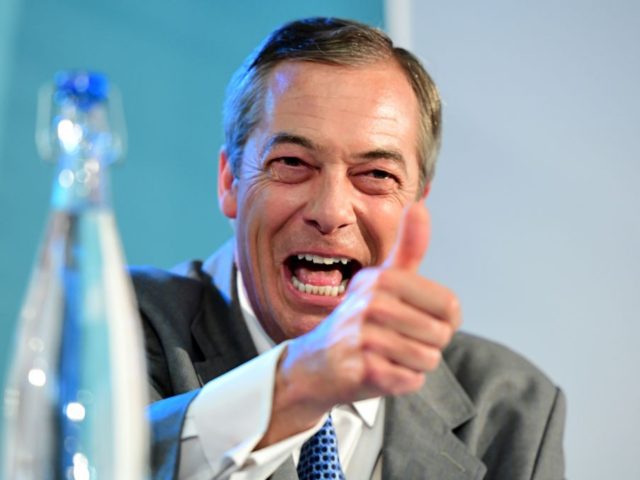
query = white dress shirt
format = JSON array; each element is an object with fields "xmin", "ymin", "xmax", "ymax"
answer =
[{"xmin": 176, "ymin": 266, "xmax": 384, "ymax": 479}]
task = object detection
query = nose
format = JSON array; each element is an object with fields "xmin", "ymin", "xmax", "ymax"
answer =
[{"xmin": 303, "ymin": 174, "xmax": 356, "ymax": 235}]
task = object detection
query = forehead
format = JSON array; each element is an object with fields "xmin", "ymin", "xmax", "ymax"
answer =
[{"xmin": 255, "ymin": 60, "xmax": 421, "ymax": 163}]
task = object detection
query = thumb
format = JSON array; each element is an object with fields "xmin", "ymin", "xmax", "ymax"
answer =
[{"xmin": 383, "ymin": 202, "xmax": 431, "ymax": 271}]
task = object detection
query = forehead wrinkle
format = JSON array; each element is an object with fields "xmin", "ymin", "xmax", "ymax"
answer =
[{"xmin": 282, "ymin": 92, "xmax": 405, "ymax": 123}]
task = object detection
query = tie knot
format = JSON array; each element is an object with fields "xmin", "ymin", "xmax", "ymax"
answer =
[{"xmin": 297, "ymin": 416, "xmax": 346, "ymax": 480}]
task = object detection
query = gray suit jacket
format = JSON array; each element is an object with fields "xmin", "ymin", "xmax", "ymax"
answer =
[{"xmin": 133, "ymin": 250, "xmax": 565, "ymax": 480}]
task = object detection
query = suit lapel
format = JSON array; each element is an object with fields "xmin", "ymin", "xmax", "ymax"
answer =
[
  {"xmin": 190, "ymin": 241, "xmax": 259, "ymax": 385},
  {"xmin": 382, "ymin": 361, "xmax": 486, "ymax": 479},
  {"xmin": 269, "ymin": 457, "xmax": 298, "ymax": 480}
]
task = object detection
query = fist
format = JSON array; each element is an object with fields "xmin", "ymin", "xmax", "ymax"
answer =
[{"xmin": 278, "ymin": 203, "xmax": 462, "ymax": 419}]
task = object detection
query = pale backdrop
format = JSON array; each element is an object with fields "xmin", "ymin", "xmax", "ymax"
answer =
[{"xmin": 385, "ymin": 1, "xmax": 640, "ymax": 478}]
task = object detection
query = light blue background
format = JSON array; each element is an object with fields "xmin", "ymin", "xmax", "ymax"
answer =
[
  {"xmin": 392, "ymin": 1, "xmax": 640, "ymax": 478},
  {"xmin": 0, "ymin": 1, "xmax": 383, "ymax": 382}
]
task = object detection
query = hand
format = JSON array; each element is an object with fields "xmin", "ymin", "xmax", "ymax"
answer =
[{"xmin": 258, "ymin": 203, "xmax": 462, "ymax": 446}]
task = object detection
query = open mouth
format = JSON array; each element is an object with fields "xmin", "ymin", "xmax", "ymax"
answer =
[{"xmin": 285, "ymin": 253, "xmax": 362, "ymax": 297}]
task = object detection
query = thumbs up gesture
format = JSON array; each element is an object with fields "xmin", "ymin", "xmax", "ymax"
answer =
[
  {"xmin": 264, "ymin": 203, "xmax": 462, "ymax": 445},
  {"xmin": 384, "ymin": 200, "xmax": 432, "ymax": 271}
]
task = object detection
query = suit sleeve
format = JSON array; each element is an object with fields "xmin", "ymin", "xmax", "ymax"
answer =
[
  {"xmin": 147, "ymin": 390, "xmax": 200, "ymax": 479},
  {"xmin": 532, "ymin": 387, "xmax": 567, "ymax": 480},
  {"xmin": 146, "ymin": 343, "xmax": 322, "ymax": 480},
  {"xmin": 139, "ymin": 309, "xmax": 172, "ymax": 402}
]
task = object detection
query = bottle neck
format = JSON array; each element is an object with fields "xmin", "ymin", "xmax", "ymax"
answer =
[
  {"xmin": 47, "ymin": 96, "xmax": 119, "ymax": 212},
  {"xmin": 51, "ymin": 150, "xmax": 111, "ymax": 211}
]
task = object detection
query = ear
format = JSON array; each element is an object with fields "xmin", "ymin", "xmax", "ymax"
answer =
[
  {"xmin": 218, "ymin": 147, "xmax": 237, "ymax": 219},
  {"xmin": 419, "ymin": 182, "xmax": 431, "ymax": 201}
]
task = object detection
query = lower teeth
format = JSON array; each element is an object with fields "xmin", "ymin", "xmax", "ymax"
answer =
[{"xmin": 291, "ymin": 275, "xmax": 347, "ymax": 297}]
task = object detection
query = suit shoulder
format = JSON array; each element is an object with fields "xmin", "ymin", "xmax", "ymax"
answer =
[
  {"xmin": 444, "ymin": 335, "xmax": 566, "ymax": 475},
  {"xmin": 130, "ymin": 260, "xmax": 205, "ymax": 295},
  {"xmin": 444, "ymin": 331, "xmax": 559, "ymax": 402},
  {"xmin": 129, "ymin": 261, "xmax": 208, "ymax": 323}
]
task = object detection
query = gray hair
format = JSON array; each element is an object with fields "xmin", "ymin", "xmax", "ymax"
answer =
[{"xmin": 223, "ymin": 17, "xmax": 441, "ymax": 189}]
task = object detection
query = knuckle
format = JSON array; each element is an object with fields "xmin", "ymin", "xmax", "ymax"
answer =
[
  {"xmin": 362, "ymin": 357, "xmax": 384, "ymax": 386},
  {"xmin": 388, "ymin": 381, "xmax": 406, "ymax": 397},
  {"xmin": 374, "ymin": 269, "xmax": 394, "ymax": 290},
  {"xmin": 443, "ymin": 291, "xmax": 461, "ymax": 322},
  {"xmin": 408, "ymin": 342, "xmax": 431, "ymax": 365},
  {"xmin": 358, "ymin": 326, "xmax": 376, "ymax": 351},
  {"xmin": 424, "ymin": 348, "xmax": 442, "ymax": 371},
  {"xmin": 436, "ymin": 321, "xmax": 455, "ymax": 346},
  {"xmin": 404, "ymin": 372, "xmax": 426, "ymax": 394},
  {"xmin": 364, "ymin": 295, "xmax": 390, "ymax": 322},
  {"xmin": 421, "ymin": 318, "xmax": 451, "ymax": 349},
  {"xmin": 390, "ymin": 371, "xmax": 425, "ymax": 396}
]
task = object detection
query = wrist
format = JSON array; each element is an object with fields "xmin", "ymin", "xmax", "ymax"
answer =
[{"xmin": 256, "ymin": 343, "xmax": 330, "ymax": 448}]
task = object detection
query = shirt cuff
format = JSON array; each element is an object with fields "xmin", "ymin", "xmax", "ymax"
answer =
[
  {"xmin": 185, "ymin": 341, "xmax": 319, "ymax": 476},
  {"xmin": 228, "ymin": 415, "xmax": 326, "ymax": 480}
]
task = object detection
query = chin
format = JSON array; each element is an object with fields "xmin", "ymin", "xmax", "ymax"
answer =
[{"xmin": 279, "ymin": 313, "xmax": 327, "ymax": 340}]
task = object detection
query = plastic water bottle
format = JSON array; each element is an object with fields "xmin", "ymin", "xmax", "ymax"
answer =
[{"xmin": 1, "ymin": 71, "xmax": 149, "ymax": 479}]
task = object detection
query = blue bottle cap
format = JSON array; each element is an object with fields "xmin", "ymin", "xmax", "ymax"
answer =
[{"xmin": 53, "ymin": 71, "xmax": 109, "ymax": 109}]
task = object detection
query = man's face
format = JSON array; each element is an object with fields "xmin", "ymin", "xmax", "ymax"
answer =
[{"xmin": 219, "ymin": 60, "xmax": 425, "ymax": 342}]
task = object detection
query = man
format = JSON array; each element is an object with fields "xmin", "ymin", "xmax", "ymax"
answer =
[{"xmin": 134, "ymin": 17, "xmax": 565, "ymax": 479}]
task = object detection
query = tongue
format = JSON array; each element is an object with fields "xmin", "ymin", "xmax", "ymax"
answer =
[{"xmin": 294, "ymin": 266, "xmax": 343, "ymax": 286}]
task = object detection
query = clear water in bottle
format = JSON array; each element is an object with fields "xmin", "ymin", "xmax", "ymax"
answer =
[{"xmin": 2, "ymin": 71, "xmax": 149, "ymax": 479}]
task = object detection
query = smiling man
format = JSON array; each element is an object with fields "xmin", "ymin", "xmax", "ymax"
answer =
[
  {"xmin": 135, "ymin": 17, "xmax": 565, "ymax": 480},
  {"xmin": 222, "ymin": 58, "xmax": 425, "ymax": 343}
]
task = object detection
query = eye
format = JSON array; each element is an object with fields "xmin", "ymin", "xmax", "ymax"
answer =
[
  {"xmin": 367, "ymin": 169, "xmax": 396, "ymax": 180},
  {"xmin": 280, "ymin": 157, "xmax": 304, "ymax": 167},
  {"xmin": 353, "ymin": 168, "xmax": 401, "ymax": 195},
  {"xmin": 267, "ymin": 157, "xmax": 312, "ymax": 183}
]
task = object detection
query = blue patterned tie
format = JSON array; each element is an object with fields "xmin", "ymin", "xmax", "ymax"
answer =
[{"xmin": 297, "ymin": 416, "xmax": 346, "ymax": 480}]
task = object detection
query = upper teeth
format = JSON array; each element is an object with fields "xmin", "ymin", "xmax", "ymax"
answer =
[{"xmin": 297, "ymin": 254, "xmax": 351, "ymax": 265}]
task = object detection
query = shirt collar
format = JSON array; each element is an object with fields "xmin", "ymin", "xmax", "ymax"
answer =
[
  {"xmin": 351, "ymin": 397, "xmax": 380, "ymax": 428},
  {"xmin": 236, "ymin": 268, "xmax": 276, "ymax": 354}
]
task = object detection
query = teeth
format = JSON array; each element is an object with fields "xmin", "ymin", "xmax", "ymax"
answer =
[
  {"xmin": 291, "ymin": 275, "xmax": 347, "ymax": 297},
  {"xmin": 296, "ymin": 253, "xmax": 351, "ymax": 266}
]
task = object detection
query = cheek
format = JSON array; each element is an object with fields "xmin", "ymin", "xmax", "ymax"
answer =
[
  {"xmin": 236, "ymin": 181, "xmax": 306, "ymax": 256},
  {"xmin": 379, "ymin": 215, "xmax": 402, "ymax": 257},
  {"xmin": 237, "ymin": 181, "xmax": 281, "ymax": 230},
  {"xmin": 359, "ymin": 197, "xmax": 407, "ymax": 262}
]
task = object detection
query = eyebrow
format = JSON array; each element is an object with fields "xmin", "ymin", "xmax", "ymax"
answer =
[
  {"xmin": 357, "ymin": 148, "xmax": 406, "ymax": 166},
  {"xmin": 260, "ymin": 132, "xmax": 318, "ymax": 158}
]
